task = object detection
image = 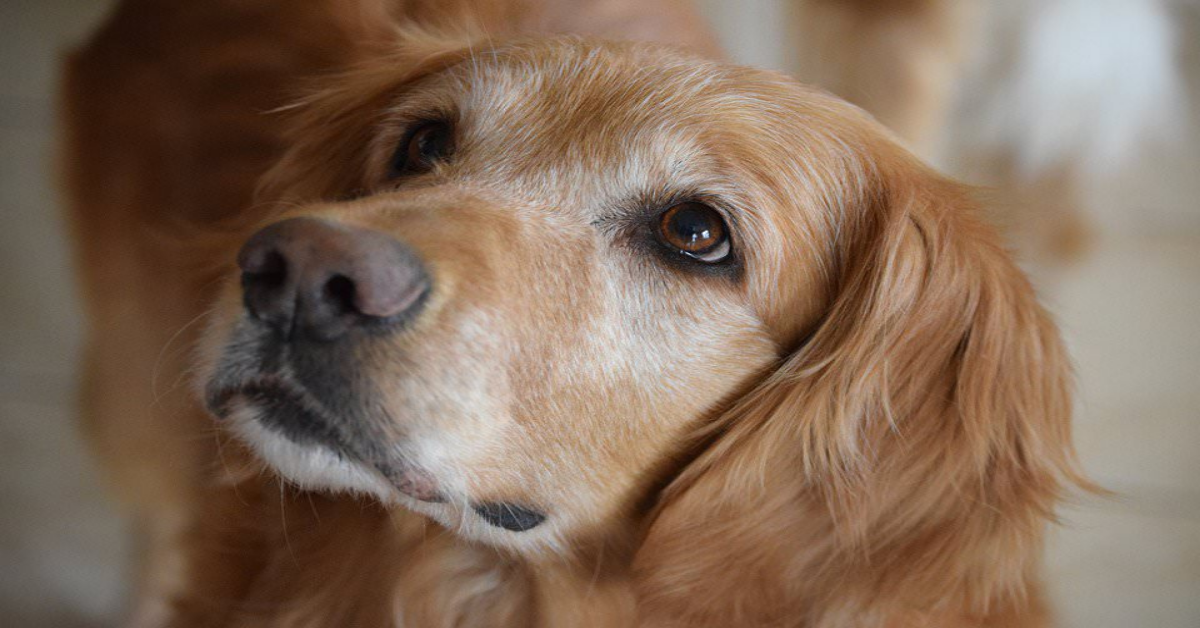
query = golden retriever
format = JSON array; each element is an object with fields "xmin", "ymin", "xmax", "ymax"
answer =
[{"xmin": 62, "ymin": 0, "xmax": 1085, "ymax": 625}]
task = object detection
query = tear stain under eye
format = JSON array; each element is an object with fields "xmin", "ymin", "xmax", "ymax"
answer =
[{"xmin": 472, "ymin": 502, "xmax": 547, "ymax": 532}]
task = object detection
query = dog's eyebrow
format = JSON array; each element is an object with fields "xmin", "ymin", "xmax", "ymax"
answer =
[{"xmin": 591, "ymin": 187, "xmax": 739, "ymax": 226}]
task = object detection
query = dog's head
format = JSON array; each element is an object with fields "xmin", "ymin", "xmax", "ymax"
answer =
[{"xmin": 200, "ymin": 36, "xmax": 1078, "ymax": 589}]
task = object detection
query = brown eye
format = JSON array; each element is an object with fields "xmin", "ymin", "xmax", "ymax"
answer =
[
  {"xmin": 390, "ymin": 120, "xmax": 454, "ymax": 177},
  {"xmin": 657, "ymin": 202, "xmax": 731, "ymax": 263}
]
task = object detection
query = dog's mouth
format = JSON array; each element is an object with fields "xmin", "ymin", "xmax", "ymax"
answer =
[
  {"xmin": 202, "ymin": 328, "xmax": 550, "ymax": 532},
  {"xmin": 204, "ymin": 337, "xmax": 447, "ymax": 504},
  {"xmin": 208, "ymin": 374, "xmax": 549, "ymax": 531},
  {"xmin": 208, "ymin": 375, "xmax": 337, "ymax": 443}
]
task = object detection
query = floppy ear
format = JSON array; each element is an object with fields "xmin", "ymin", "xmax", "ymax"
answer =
[{"xmin": 633, "ymin": 154, "xmax": 1086, "ymax": 626}]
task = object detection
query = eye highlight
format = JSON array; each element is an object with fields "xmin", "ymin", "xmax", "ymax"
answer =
[
  {"xmin": 656, "ymin": 202, "xmax": 732, "ymax": 263},
  {"xmin": 389, "ymin": 120, "xmax": 454, "ymax": 177}
]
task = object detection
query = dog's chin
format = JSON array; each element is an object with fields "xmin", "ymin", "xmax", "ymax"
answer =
[{"xmin": 226, "ymin": 404, "xmax": 399, "ymax": 503}]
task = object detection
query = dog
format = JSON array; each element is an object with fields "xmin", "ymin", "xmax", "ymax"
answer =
[{"xmin": 62, "ymin": 0, "xmax": 1085, "ymax": 625}]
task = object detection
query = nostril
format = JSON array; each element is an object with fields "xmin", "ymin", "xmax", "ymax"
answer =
[
  {"xmin": 240, "ymin": 249, "xmax": 292, "ymax": 329},
  {"xmin": 323, "ymin": 274, "xmax": 357, "ymax": 314},
  {"xmin": 242, "ymin": 249, "xmax": 288, "ymax": 290}
]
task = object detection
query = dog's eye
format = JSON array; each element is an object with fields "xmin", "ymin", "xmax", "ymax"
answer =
[
  {"xmin": 656, "ymin": 202, "xmax": 731, "ymax": 263},
  {"xmin": 390, "ymin": 120, "xmax": 454, "ymax": 177}
]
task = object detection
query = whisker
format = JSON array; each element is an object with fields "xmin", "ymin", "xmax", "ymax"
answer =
[{"xmin": 150, "ymin": 306, "xmax": 218, "ymax": 406}]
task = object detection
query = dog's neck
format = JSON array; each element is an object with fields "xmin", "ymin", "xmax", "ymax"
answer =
[
  {"xmin": 171, "ymin": 467, "xmax": 642, "ymax": 627},
  {"xmin": 384, "ymin": 501, "xmax": 643, "ymax": 627}
]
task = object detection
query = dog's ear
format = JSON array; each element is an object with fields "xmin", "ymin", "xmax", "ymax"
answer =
[
  {"xmin": 633, "ymin": 152, "xmax": 1086, "ymax": 626},
  {"xmin": 255, "ymin": 27, "xmax": 478, "ymax": 203}
]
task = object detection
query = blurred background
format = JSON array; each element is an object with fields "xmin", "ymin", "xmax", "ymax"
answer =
[{"xmin": 1, "ymin": 0, "xmax": 1197, "ymax": 626}]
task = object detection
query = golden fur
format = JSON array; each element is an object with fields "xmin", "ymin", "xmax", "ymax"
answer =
[{"xmin": 62, "ymin": 1, "xmax": 1085, "ymax": 626}]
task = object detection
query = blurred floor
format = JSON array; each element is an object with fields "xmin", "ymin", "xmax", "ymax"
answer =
[
  {"xmin": 1, "ymin": 1, "xmax": 1198, "ymax": 626},
  {"xmin": 1044, "ymin": 233, "xmax": 1200, "ymax": 627}
]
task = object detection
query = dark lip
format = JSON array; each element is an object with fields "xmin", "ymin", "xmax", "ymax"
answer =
[
  {"xmin": 205, "ymin": 372, "xmax": 446, "ymax": 503},
  {"xmin": 206, "ymin": 373, "xmax": 290, "ymax": 419},
  {"xmin": 471, "ymin": 502, "xmax": 547, "ymax": 532},
  {"xmin": 207, "ymin": 374, "xmax": 352, "ymax": 450}
]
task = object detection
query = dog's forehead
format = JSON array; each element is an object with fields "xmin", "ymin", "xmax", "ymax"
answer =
[
  {"xmin": 437, "ymin": 43, "xmax": 768, "ymax": 206},
  {"xmin": 457, "ymin": 40, "xmax": 728, "ymax": 115}
]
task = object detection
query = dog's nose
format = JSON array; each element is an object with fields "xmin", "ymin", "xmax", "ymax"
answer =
[{"xmin": 237, "ymin": 217, "xmax": 430, "ymax": 341}]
